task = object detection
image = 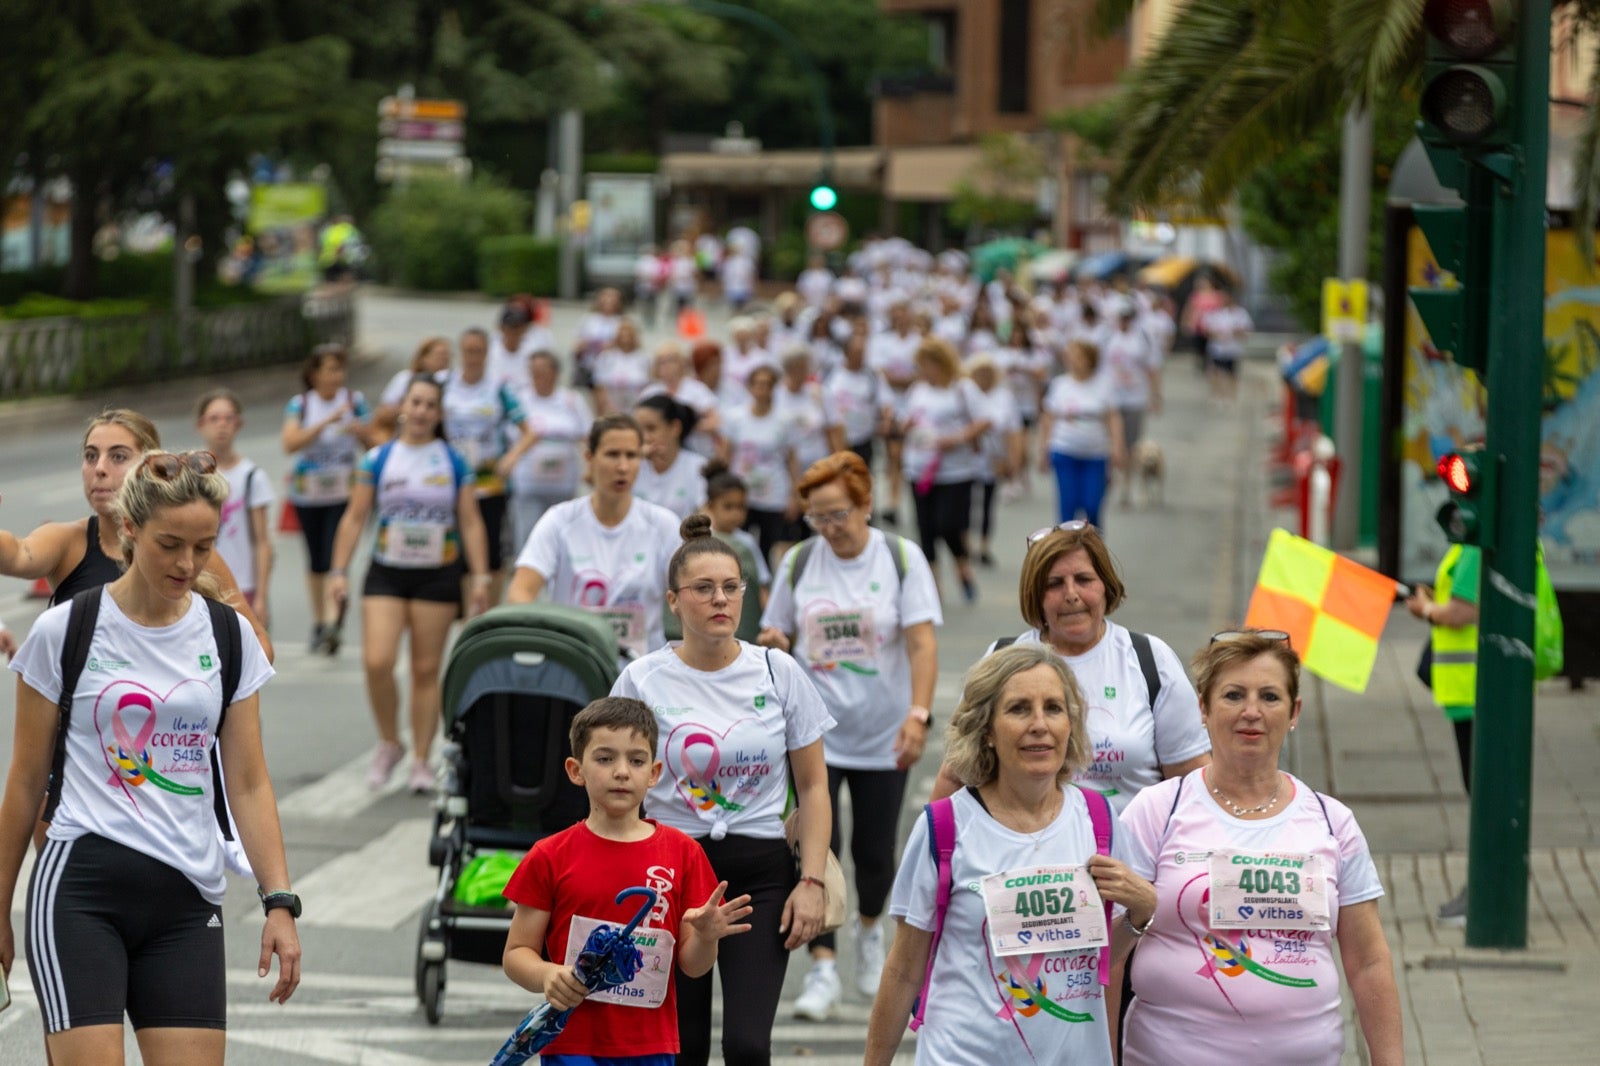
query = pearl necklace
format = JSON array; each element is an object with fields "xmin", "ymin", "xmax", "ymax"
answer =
[{"xmin": 1209, "ymin": 776, "xmax": 1280, "ymax": 817}]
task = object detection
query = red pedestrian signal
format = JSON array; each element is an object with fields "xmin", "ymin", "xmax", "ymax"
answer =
[
  {"xmin": 1438, "ymin": 452, "xmax": 1473, "ymax": 494},
  {"xmin": 1435, "ymin": 450, "xmax": 1490, "ymax": 545}
]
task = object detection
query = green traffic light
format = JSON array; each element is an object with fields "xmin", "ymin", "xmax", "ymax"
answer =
[{"xmin": 809, "ymin": 185, "xmax": 838, "ymax": 211}]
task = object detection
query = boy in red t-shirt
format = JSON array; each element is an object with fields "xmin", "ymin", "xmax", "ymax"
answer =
[{"xmin": 502, "ymin": 697, "xmax": 753, "ymax": 1064}]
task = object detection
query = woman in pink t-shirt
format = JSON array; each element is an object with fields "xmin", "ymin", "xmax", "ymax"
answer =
[{"xmin": 1117, "ymin": 631, "xmax": 1402, "ymax": 1065}]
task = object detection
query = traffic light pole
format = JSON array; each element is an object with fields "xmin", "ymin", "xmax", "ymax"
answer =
[{"xmin": 1465, "ymin": 0, "xmax": 1550, "ymax": 950}]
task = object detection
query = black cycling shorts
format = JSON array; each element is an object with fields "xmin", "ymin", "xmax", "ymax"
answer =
[
  {"xmin": 362, "ymin": 559, "xmax": 465, "ymax": 603},
  {"xmin": 27, "ymin": 834, "xmax": 227, "ymax": 1033}
]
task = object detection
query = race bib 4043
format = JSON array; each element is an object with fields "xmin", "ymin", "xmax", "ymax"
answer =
[
  {"xmin": 981, "ymin": 865, "xmax": 1108, "ymax": 957},
  {"xmin": 1207, "ymin": 849, "xmax": 1330, "ymax": 931}
]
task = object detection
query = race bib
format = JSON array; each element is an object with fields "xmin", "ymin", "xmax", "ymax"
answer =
[
  {"xmin": 981, "ymin": 865, "xmax": 1109, "ymax": 956},
  {"xmin": 591, "ymin": 603, "xmax": 647, "ymax": 659},
  {"xmin": 299, "ymin": 465, "xmax": 352, "ymax": 504},
  {"xmin": 385, "ymin": 521, "xmax": 447, "ymax": 567},
  {"xmin": 1207, "ymin": 849, "xmax": 1330, "ymax": 931},
  {"xmin": 803, "ymin": 605, "xmax": 877, "ymax": 666},
  {"xmin": 562, "ymin": 915, "xmax": 673, "ymax": 1009}
]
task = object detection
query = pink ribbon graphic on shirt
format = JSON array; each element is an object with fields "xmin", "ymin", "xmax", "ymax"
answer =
[
  {"xmin": 676, "ymin": 732, "xmax": 744, "ymax": 813},
  {"xmin": 102, "ymin": 689, "xmax": 204, "ymax": 799},
  {"xmin": 991, "ymin": 951, "xmax": 1095, "ymax": 1026}
]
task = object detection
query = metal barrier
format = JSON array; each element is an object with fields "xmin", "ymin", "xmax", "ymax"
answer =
[{"xmin": 0, "ymin": 292, "xmax": 354, "ymax": 398}]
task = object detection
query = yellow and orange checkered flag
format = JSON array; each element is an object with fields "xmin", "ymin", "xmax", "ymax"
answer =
[{"xmin": 1244, "ymin": 528, "xmax": 1399, "ymax": 693}]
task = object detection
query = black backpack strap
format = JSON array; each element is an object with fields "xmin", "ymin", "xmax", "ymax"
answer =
[
  {"xmin": 993, "ymin": 636, "xmax": 1017, "ymax": 651},
  {"xmin": 887, "ymin": 533, "xmax": 909, "ymax": 585},
  {"xmin": 786, "ymin": 537, "xmax": 817, "ymax": 592},
  {"xmin": 204, "ymin": 598, "xmax": 244, "ymax": 841},
  {"xmin": 45, "ymin": 590, "xmax": 102, "ymax": 822},
  {"xmin": 1128, "ymin": 630, "xmax": 1162, "ymax": 711}
]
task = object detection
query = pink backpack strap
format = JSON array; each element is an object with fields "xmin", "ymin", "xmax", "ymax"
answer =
[
  {"xmin": 910, "ymin": 796, "xmax": 956, "ymax": 1032},
  {"xmin": 1080, "ymin": 785, "xmax": 1114, "ymax": 987}
]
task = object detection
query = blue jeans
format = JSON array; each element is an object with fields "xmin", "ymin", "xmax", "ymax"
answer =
[{"xmin": 1050, "ymin": 451, "xmax": 1108, "ymax": 527}]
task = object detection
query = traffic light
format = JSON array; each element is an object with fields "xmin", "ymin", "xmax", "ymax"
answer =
[
  {"xmin": 1435, "ymin": 450, "xmax": 1494, "ymax": 545},
  {"xmin": 808, "ymin": 180, "xmax": 838, "ymax": 212},
  {"xmin": 1410, "ymin": 190, "xmax": 1491, "ymax": 376},
  {"xmin": 1419, "ymin": 1, "xmax": 1517, "ymax": 155}
]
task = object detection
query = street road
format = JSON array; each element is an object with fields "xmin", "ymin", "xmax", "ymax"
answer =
[{"xmin": 0, "ymin": 289, "xmax": 1256, "ymax": 1064}]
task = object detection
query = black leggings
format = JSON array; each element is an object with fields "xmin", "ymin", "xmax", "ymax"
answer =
[
  {"xmin": 1454, "ymin": 717, "xmax": 1474, "ymax": 795},
  {"xmin": 978, "ymin": 479, "xmax": 999, "ymax": 541},
  {"xmin": 812, "ymin": 765, "xmax": 908, "ymax": 953},
  {"xmin": 909, "ymin": 478, "xmax": 973, "ymax": 565},
  {"xmin": 678, "ymin": 835, "xmax": 796, "ymax": 1066},
  {"xmin": 296, "ymin": 501, "xmax": 347, "ymax": 574}
]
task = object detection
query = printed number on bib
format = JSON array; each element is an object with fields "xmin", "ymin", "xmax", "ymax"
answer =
[
  {"xmin": 591, "ymin": 603, "xmax": 647, "ymax": 659},
  {"xmin": 981, "ymin": 865, "xmax": 1108, "ymax": 957},
  {"xmin": 563, "ymin": 915, "xmax": 673, "ymax": 1008},
  {"xmin": 301, "ymin": 465, "xmax": 352, "ymax": 504},
  {"xmin": 1207, "ymin": 849, "xmax": 1330, "ymax": 931},
  {"xmin": 803, "ymin": 606, "xmax": 877, "ymax": 666},
  {"xmin": 387, "ymin": 521, "xmax": 447, "ymax": 567}
]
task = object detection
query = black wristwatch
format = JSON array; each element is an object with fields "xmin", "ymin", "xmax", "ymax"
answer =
[{"xmin": 258, "ymin": 887, "xmax": 302, "ymax": 919}]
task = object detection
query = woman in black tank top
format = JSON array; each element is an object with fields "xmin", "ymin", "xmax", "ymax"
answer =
[{"xmin": 48, "ymin": 519, "xmax": 123, "ymax": 607}]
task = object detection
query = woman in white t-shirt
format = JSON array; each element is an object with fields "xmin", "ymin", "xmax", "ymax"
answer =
[
  {"xmin": 721, "ymin": 364, "xmax": 802, "ymax": 567},
  {"xmin": 1118, "ymin": 631, "xmax": 1400, "ymax": 1066},
  {"xmin": 196, "ymin": 389, "xmax": 275, "ymax": 626},
  {"xmin": 823, "ymin": 329, "xmax": 893, "ymax": 468},
  {"xmin": 634, "ymin": 394, "xmax": 709, "ymax": 520},
  {"xmin": 489, "ymin": 300, "xmax": 555, "ymax": 396},
  {"xmin": 964, "ymin": 357, "xmax": 1023, "ymax": 567},
  {"xmin": 376, "ymin": 335, "xmax": 452, "ymax": 429},
  {"xmin": 591, "ymin": 317, "xmax": 652, "ymax": 417},
  {"xmin": 759, "ymin": 452, "xmax": 941, "ymax": 1019},
  {"xmin": 328, "ymin": 375, "xmax": 491, "ymax": 795},
  {"xmin": 864, "ymin": 644, "xmax": 1156, "ymax": 1066},
  {"xmin": 509, "ymin": 351, "xmax": 592, "ymax": 551},
  {"xmin": 507, "ymin": 413, "xmax": 682, "ymax": 666},
  {"xmin": 1, "ymin": 451, "xmax": 300, "ymax": 1062},
  {"xmin": 775, "ymin": 347, "xmax": 835, "ymax": 475},
  {"xmin": 1038, "ymin": 339, "xmax": 1124, "ymax": 529},
  {"xmin": 612, "ymin": 513, "xmax": 833, "ymax": 1066},
  {"xmin": 640, "ymin": 341, "xmax": 722, "ymax": 455},
  {"xmin": 571, "ymin": 287, "xmax": 623, "ymax": 389}
]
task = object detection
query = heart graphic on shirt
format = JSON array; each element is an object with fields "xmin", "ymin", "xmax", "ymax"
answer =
[
  {"xmin": 92, "ymin": 677, "xmax": 215, "ymax": 810},
  {"xmin": 1017, "ymin": 929, "xmax": 1033, "ymax": 945},
  {"xmin": 665, "ymin": 718, "xmax": 765, "ymax": 816},
  {"xmin": 1237, "ymin": 905, "xmax": 1254, "ymax": 920}
]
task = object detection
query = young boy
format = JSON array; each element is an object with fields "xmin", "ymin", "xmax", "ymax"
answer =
[{"xmin": 502, "ymin": 697, "xmax": 753, "ymax": 1064}]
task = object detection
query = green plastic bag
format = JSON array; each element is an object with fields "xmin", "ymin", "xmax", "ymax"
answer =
[
  {"xmin": 453, "ymin": 850, "xmax": 521, "ymax": 908},
  {"xmin": 1535, "ymin": 546, "xmax": 1564, "ymax": 681}
]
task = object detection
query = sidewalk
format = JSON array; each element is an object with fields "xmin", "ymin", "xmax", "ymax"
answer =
[{"xmin": 1231, "ymin": 362, "xmax": 1600, "ymax": 1064}]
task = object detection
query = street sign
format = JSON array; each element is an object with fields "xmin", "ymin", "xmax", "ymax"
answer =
[
  {"xmin": 376, "ymin": 95, "xmax": 467, "ymax": 183},
  {"xmin": 806, "ymin": 210, "xmax": 848, "ymax": 251},
  {"xmin": 1321, "ymin": 278, "xmax": 1368, "ymax": 342},
  {"xmin": 377, "ymin": 96, "xmax": 465, "ymax": 122}
]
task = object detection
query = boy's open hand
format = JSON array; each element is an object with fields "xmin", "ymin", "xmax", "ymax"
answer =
[{"xmin": 682, "ymin": 881, "xmax": 753, "ymax": 942}]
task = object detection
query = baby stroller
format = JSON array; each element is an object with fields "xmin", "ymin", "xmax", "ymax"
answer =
[{"xmin": 415, "ymin": 603, "xmax": 619, "ymax": 1024}]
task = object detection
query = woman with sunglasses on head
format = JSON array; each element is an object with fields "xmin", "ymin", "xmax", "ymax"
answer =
[
  {"xmin": 281, "ymin": 343, "xmax": 375, "ymax": 655},
  {"xmin": 0, "ymin": 450, "xmax": 299, "ymax": 1066},
  {"xmin": 1115, "ymin": 630, "xmax": 1401, "ymax": 1066},
  {"xmin": 613, "ymin": 513, "xmax": 834, "ymax": 1066},
  {"xmin": 327, "ymin": 375, "xmax": 491, "ymax": 794},
  {"xmin": 757, "ymin": 451, "xmax": 941, "ymax": 1020},
  {"xmin": 506, "ymin": 413, "xmax": 682, "ymax": 667}
]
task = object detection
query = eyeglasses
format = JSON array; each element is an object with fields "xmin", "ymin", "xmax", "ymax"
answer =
[
  {"xmin": 802, "ymin": 508, "xmax": 854, "ymax": 531},
  {"xmin": 1210, "ymin": 629, "xmax": 1292, "ymax": 647},
  {"xmin": 140, "ymin": 451, "xmax": 218, "ymax": 481},
  {"xmin": 674, "ymin": 580, "xmax": 748, "ymax": 603},
  {"xmin": 1025, "ymin": 520, "xmax": 1093, "ymax": 546}
]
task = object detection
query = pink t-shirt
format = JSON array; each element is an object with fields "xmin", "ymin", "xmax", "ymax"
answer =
[{"xmin": 1118, "ymin": 770, "xmax": 1383, "ymax": 1066}]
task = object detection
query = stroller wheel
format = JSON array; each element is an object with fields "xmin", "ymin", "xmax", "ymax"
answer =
[
  {"xmin": 421, "ymin": 961, "xmax": 445, "ymax": 1025},
  {"xmin": 415, "ymin": 905, "xmax": 446, "ymax": 1001}
]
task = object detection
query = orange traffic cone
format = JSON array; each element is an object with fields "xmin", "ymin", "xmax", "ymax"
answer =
[
  {"xmin": 677, "ymin": 307, "xmax": 706, "ymax": 340},
  {"xmin": 277, "ymin": 500, "xmax": 300, "ymax": 535},
  {"xmin": 28, "ymin": 577, "xmax": 52, "ymax": 599}
]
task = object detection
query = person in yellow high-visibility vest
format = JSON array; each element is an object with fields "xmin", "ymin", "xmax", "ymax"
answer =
[{"xmin": 1405, "ymin": 543, "xmax": 1481, "ymax": 925}]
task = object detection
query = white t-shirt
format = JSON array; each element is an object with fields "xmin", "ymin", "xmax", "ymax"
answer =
[
  {"xmin": 514, "ymin": 496, "xmax": 681, "ymax": 661},
  {"xmin": 1102, "ymin": 326, "xmax": 1161, "ymax": 410},
  {"xmin": 669, "ymin": 254, "xmax": 698, "ymax": 296},
  {"xmin": 822, "ymin": 365, "xmax": 890, "ymax": 447},
  {"xmin": 382, "ymin": 367, "xmax": 450, "ymax": 408},
  {"xmin": 11, "ymin": 589, "xmax": 274, "ymax": 903},
  {"xmin": 976, "ymin": 386, "xmax": 1022, "ymax": 481},
  {"xmin": 635, "ymin": 449, "xmax": 707, "ymax": 520},
  {"xmin": 592, "ymin": 348, "xmax": 653, "ymax": 413},
  {"xmin": 761, "ymin": 531, "xmax": 941, "ymax": 769},
  {"xmin": 901, "ymin": 379, "xmax": 991, "ymax": 485},
  {"xmin": 1202, "ymin": 305, "xmax": 1253, "ymax": 359},
  {"xmin": 720, "ymin": 252, "xmax": 756, "ymax": 297},
  {"xmin": 284, "ymin": 388, "xmax": 370, "ymax": 506},
  {"xmin": 797, "ymin": 267, "xmax": 834, "ymax": 307},
  {"xmin": 442, "ymin": 370, "xmax": 526, "ymax": 491},
  {"xmin": 361, "ymin": 439, "xmax": 471, "ymax": 569},
  {"xmin": 991, "ymin": 625, "xmax": 1210, "ymax": 812},
  {"xmin": 889, "ymin": 785, "xmax": 1126, "ymax": 1066},
  {"xmin": 1120, "ymin": 771, "xmax": 1384, "ymax": 1066},
  {"xmin": 723, "ymin": 405, "xmax": 796, "ymax": 511},
  {"xmin": 867, "ymin": 330, "xmax": 921, "ymax": 395},
  {"xmin": 217, "ymin": 459, "xmax": 274, "ymax": 594},
  {"xmin": 575, "ymin": 313, "xmax": 621, "ymax": 362},
  {"xmin": 995, "ymin": 345, "xmax": 1051, "ymax": 419},
  {"xmin": 612, "ymin": 643, "xmax": 834, "ymax": 841},
  {"xmin": 1042, "ymin": 374, "xmax": 1114, "ymax": 458},
  {"xmin": 775, "ymin": 382, "xmax": 835, "ymax": 472},
  {"xmin": 490, "ymin": 326, "xmax": 556, "ymax": 393},
  {"xmin": 720, "ymin": 345, "xmax": 775, "ymax": 408},
  {"xmin": 513, "ymin": 388, "xmax": 591, "ymax": 497}
]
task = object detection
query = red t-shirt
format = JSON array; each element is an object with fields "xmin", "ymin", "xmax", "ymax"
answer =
[{"xmin": 502, "ymin": 819, "xmax": 716, "ymax": 1058}]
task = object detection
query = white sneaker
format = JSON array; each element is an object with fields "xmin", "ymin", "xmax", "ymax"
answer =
[
  {"xmin": 792, "ymin": 960, "xmax": 841, "ymax": 1021},
  {"xmin": 855, "ymin": 920, "xmax": 886, "ymax": 999}
]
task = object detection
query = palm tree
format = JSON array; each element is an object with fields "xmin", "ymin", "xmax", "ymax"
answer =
[{"xmin": 1093, "ymin": 0, "xmax": 1600, "ymax": 235}]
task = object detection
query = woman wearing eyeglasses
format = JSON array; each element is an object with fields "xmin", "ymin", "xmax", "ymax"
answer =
[
  {"xmin": 1, "ymin": 450, "xmax": 299, "ymax": 1065},
  {"xmin": 1116, "ymin": 630, "xmax": 1401, "ymax": 1066},
  {"xmin": 613, "ymin": 512, "xmax": 834, "ymax": 1066},
  {"xmin": 756, "ymin": 451, "xmax": 940, "ymax": 1020}
]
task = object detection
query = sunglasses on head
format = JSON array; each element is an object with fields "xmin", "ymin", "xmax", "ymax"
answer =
[
  {"xmin": 140, "ymin": 450, "xmax": 218, "ymax": 481},
  {"xmin": 1209, "ymin": 629, "xmax": 1292, "ymax": 647},
  {"xmin": 1026, "ymin": 519, "xmax": 1093, "ymax": 546}
]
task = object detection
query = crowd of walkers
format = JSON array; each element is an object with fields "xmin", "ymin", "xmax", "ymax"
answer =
[{"xmin": 0, "ymin": 233, "xmax": 1401, "ymax": 1066}]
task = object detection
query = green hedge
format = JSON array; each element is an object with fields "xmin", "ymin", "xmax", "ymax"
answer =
[
  {"xmin": 1, "ymin": 294, "xmax": 150, "ymax": 320},
  {"xmin": 367, "ymin": 177, "xmax": 531, "ymax": 291},
  {"xmin": 478, "ymin": 236, "xmax": 560, "ymax": 297}
]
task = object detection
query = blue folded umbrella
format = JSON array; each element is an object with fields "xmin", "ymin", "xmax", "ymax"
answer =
[{"xmin": 490, "ymin": 886, "xmax": 659, "ymax": 1066}]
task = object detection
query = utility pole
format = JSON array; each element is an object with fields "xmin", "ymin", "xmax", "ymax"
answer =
[
  {"xmin": 1332, "ymin": 105, "xmax": 1374, "ymax": 550},
  {"xmin": 556, "ymin": 109, "xmax": 583, "ymax": 301}
]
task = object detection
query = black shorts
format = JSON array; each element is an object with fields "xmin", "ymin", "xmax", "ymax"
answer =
[
  {"xmin": 478, "ymin": 492, "xmax": 508, "ymax": 572},
  {"xmin": 296, "ymin": 501, "xmax": 347, "ymax": 574},
  {"xmin": 362, "ymin": 559, "xmax": 465, "ymax": 603},
  {"xmin": 27, "ymin": 834, "xmax": 226, "ymax": 1033},
  {"xmin": 1208, "ymin": 352, "xmax": 1240, "ymax": 376}
]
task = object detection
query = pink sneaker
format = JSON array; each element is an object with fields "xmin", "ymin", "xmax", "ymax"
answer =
[
  {"xmin": 366, "ymin": 741, "xmax": 404, "ymax": 790},
  {"xmin": 408, "ymin": 760, "xmax": 436, "ymax": 795}
]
